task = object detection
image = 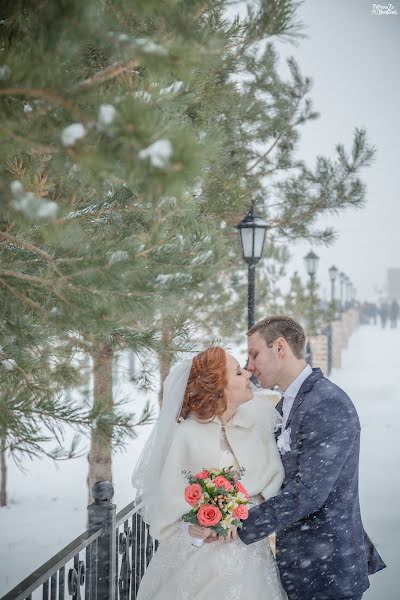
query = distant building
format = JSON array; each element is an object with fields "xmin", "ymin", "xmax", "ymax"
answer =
[{"xmin": 387, "ymin": 268, "xmax": 400, "ymax": 299}]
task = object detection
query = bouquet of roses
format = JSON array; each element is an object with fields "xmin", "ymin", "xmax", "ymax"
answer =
[{"xmin": 181, "ymin": 466, "xmax": 250, "ymax": 540}]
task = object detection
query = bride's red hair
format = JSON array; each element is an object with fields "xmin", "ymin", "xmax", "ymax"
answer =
[{"xmin": 179, "ymin": 347, "xmax": 227, "ymax": 421}]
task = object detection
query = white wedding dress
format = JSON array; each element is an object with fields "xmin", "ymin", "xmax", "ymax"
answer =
[{"xmin": 136, "ymin": 424, "xmax": 288, "ymax": 600}]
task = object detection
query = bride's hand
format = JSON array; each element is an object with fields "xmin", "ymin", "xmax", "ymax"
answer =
[
  {"xmin": 188, "ymin": 524, "xmax": 212, "ymax": 539},
  {"xmin": 219, "ymin": 525, "xmax": 238, "ymax": 543}
]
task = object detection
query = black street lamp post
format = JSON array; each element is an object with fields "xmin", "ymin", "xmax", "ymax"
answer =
[
  {"xmin": 346, "ymin": 278, "xmax": 352, "ymax": 308},
  {"xmin": 304, "ymin": 250, "xmax": 319, "ymax": 281},
  {"xmin": 351, "ymin": 284, "xmax": 356, "ymax": 305},
  {"xmin": 304, "ymin": 250, "xmax": 319, "ymax": 335},
  {"xmin": 237, "ymin": 206, "xmax": 268, "ymax": 330},
  {"xmin": 328, "ymin": 265, "xmax": 338, "ymax": 308},
  {"xmin": 325, "ymin": 265, "xmax": 339, "ymax": 375},
  {"xmin": 339, "ymin": 272, "xmax": 346, "ymax": 312}
]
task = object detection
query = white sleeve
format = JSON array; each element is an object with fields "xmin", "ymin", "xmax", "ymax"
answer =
[{"xmin": 251, "ymin": 392, "xmax": 284, "ymax": 500}]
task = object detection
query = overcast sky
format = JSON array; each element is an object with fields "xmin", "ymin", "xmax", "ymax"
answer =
[{"xmin": 272, "ymin": 0, "xmax": 400, "ymax": 301}]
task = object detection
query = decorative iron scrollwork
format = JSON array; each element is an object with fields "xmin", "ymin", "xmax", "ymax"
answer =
[
  {"xmin": 118, "ymin": 526, "xmax": 132, "ymax": 600},
  {"xmin": 68, "ymin": 560, "xmax": 85, "ymax": 600}
]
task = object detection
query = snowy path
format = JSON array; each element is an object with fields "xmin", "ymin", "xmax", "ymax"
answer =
[
  {"xmin": 0, "ymin": 325, "xmax": 398, "ymax": 598},
  {"xmin": 330, "ymin": 324, "xmax": 399, "ymax": 599}
]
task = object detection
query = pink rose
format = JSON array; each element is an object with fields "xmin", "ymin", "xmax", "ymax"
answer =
[
  {"xmin": 234, "ymin": 505, "xmax": 249, "ymax": 520},
  {"xmin": 197, "ymin": 504, "xmax": 222, "ymax": 527},
  {"xmin": 185, "ymin": 483, "xmax": 203, "ymax": 506},
  {"xmin": 235, "ymin": 481, "xmax": 249, "ymax": 499},
  {"xmin": 213, "ymin": 475, "xmax": 232, "ymax": 491},
  {"xmin": 194, "ymin": 470, "xmax": 210, "ymax": 479}
]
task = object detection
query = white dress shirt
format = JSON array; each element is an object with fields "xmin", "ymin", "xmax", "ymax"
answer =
[{"xmin": 280, "ymin": 364, "xmax": 312, "ymax": 431}]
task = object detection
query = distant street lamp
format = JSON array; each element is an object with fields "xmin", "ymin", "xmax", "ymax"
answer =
[
  {"xmin": 339, "ymin": 271, "xmax": 347, "ymax": 312},
  {"xmin": 237, "ymin": 206, "xmax": 269, "ymax": 330},
  {"xmin": 351, "ymin": 284, "xmax": 357, "ymax": 305},
  {"xmin": 304, "ymin": 251, "xmax": 319, "ymax": 280},
  {"xmin": 346, "ymin": 277, "xmax": 353, "ymax": 308},
  {"xmin": 328, "ymin": 265, "xmax": 338, "ymax": 308},
  {"xmin": 325, "ymin": 265, "xmax": 339, "ymax": 374},
  {"xmin": 304, "ymin": 250, "xmax": 319, "ymax": 334}
]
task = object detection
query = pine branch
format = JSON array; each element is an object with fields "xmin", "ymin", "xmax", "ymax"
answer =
[
  {"xmin": 0, "ymin": 88, "xmax": 90, "ymax": 122},
  {"xmin": 0, "ymin": 268, "xmax": 50, "ymax": 285},
  {"xmin": 77, "ymin": 59, "xmax": 139, "ymax": 89},
  {"xmin": 0, "ymin": 277, "xmax": 42, "ymax": 311},
  {"xmin": 0, "ymin": 231, "xmax": 55, "ymax": 263},
  {"xmin": 246, "ymin": 133, "xmax": 282, "ymax": 173}
]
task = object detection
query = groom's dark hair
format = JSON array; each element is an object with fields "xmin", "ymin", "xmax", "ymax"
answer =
[{"xmin": 248, "ymin": 315, "xmax": 306, "ymax": 359}]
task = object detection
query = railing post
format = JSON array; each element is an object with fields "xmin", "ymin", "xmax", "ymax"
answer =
[{"xmin": 88, "ymin": 481, "xmax": 116, "ymax": 600}]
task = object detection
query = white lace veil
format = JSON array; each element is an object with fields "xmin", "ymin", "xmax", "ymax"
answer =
[{"xmin": 131, "ymin": 358, "xmax": 193, "ymax": 525}]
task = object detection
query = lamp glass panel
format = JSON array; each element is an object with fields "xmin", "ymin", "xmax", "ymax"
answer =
[
  {"xmin": 253, "ymin": 227, "xmax": 266, "ymax": 258},
  {"xmin": 239, "ymin": 227, "xmax": 254, "ymax": 259},
  {"xmin": 329, "ymin": 266, "xmax": 338, "ymax": 281},
  {"xmin": 305, "ymin": 254, "xmax": 319, "ymax": 276}
]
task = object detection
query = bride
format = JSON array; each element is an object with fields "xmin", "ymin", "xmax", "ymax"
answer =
[{"xmin": 132, "ymin": 346, "xmax": 288, "ymax": 600}]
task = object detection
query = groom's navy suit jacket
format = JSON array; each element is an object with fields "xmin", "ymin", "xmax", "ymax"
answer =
[{"xmin": 239, "ymin": 368, "xmax": 385, "ymax": 600}]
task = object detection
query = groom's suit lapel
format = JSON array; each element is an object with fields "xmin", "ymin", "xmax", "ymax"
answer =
[
  {"xmin": 274, "ymin": 398, "xmax": 284, "ymax": 441},
  {"xmin": 285, "ymin": 368, "xmax": 323, "ymax": 430},
  {"xmin": 275, "ymin": 397, "xmax": 284, "ymax": 417}
]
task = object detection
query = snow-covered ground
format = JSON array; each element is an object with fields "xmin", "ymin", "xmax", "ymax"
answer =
[
  {"xmin": 0, "ymin": 325, "xmax": 398, "ymax": 598},
  {"xmin": 329, "ymin": 324, "xmax": 399, "ymax": 599},
  {"xmin": 0, "ymin": 351, "xmax": 158, "ymax": 596}
]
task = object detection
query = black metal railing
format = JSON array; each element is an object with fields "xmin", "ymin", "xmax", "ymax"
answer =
[{"xmin": 0, "ymin": 481, "xmax": 158, "ymax": 600}]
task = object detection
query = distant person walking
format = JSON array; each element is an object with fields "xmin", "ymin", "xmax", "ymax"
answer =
[
  {"xmin": 389, "ymin": 299, "xmax": 399, "ymax": 328},
  {"xmin": 371, "ymin": 303, "xmax": 378, "ymax": 325},
  {"xmin": 379, "ymin": 302, "xmax": 389, "ymax": 329}
]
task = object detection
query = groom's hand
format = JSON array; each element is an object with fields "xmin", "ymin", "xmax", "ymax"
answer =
[
  {"xmin": 188, "ymin": 524, "xmax": 238, "ymax": 544},
  {"xmin": 206, "ymin": 525, "xmax": 238, "ymax": 544},
  {"xmin": 220, "ymin": 525, "xmax": 238, "ymax": 543}
]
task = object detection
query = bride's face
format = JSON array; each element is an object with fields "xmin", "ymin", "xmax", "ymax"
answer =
[{"xmin": 224, "ymin": 353, "xmax": 253, "ymax": 410}]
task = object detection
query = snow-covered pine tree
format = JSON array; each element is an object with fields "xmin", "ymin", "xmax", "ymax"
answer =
[
  {"xmin": 159, "ymin": 20, "xmax": 376, "ymax": 347},
  {"xmin": 0, "ymin": 1, "xmax": 303, "ymax": 500},
  {"xmin": 0, "ymin": 0, "xmax": 375, "ymax": 502}
]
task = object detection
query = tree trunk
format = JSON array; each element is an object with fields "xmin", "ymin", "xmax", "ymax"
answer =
[
  {"xmin": 158, "ymin": 319, "xmax": 172, "ymax": 407},
  {"xmin": 87, "ymin": 342, "xmax": 114, "ymax": 505},
  {"xmin": 0, "ymin": 436, "xmax": 7, "ymax": 507}
]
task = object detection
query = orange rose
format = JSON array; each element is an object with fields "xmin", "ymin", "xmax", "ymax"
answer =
[
  {"xmin": 234, "ymin": 505, "xmax": 249, "ymax": 520},
  {"xmin": 184, "ymin": 483, "xmax": 203, "ymax": 506},
  {"xmin": 197, "ymin": 504, "xmax": 222, "ymax": 527},
  {"xmin": 194, "ymin": 470, "xmax": 210, "ymax": 479},
  {"xmin": 213, "ymin": 475, "xmax": 232, "ymax": 491},
  {"xmin": 235, "ymin": 481, "xmax": 249, "ymax": 499}
]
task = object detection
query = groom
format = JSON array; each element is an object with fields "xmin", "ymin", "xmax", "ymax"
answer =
[{"xmin": 238, "ymin": 315, "xmax": 385, "ymax": 600}]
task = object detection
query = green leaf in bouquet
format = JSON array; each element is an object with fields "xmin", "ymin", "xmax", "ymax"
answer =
[
  {"xmin": 213, "ymin": 524, "xmax": 227, "ymax": 537},
  {"xmin": 182, "ymin": 512, "xmax": 198, "ymax": 524},
  {"xmin": 232, "ymin": 519, "xmax": 242, "ymax": 527}
]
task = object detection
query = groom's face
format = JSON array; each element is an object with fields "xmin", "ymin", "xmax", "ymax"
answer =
[{"xmin": 247, "ymin": 332, "xmax": 280, "ymax": 389}]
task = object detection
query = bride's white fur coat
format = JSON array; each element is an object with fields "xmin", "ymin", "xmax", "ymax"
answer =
[{"xmin": 151, "ymin": 393, "xmax": 284, "ymax": 540}]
